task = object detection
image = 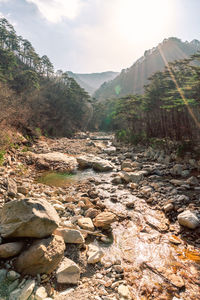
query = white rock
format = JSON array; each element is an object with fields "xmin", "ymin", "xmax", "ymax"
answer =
[
  {"xmin": 35, "ymin": 286, "xmax": 48, "ymax": 300},
  {"xmin": 178, "ymin": 210, "xmax": 199, "ymax": 229},
  {"xmin": 87, "ymin": 244, "xmax": 104, "ymax": 264},
  {"xmin": 118, "ymin": 284, "xmax": 131, "ymax": 299},
  {"xmin": 59, "ymin": 288, "xmax": 75, "ymax": 296},
  {"xmin": 53, "ymin": 204, "xmax": 65, "ymax": 211}
]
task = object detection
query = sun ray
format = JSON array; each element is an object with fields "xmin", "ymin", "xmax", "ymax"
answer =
[{"xmin": 158, "ymin": 45, "xmax": 200, "ymax": 129}]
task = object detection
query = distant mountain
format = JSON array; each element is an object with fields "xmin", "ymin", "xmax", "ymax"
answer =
[
  {"xmin": 94, "ymin": 38, "xmax": 200, "ymax": 100},
  {"xmin": 67, "ymin": 71, "xmax": 119, "ymax": 95}
]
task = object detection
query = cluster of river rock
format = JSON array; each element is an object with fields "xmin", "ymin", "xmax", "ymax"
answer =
[{"xmin": 0, "ymin": 133, "xmax": 199, "ymax": 300}]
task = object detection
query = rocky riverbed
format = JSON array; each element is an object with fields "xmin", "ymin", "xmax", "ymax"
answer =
[{"xmin": 0, "ymin": 133, "xmax": 199, "ymax": 300}]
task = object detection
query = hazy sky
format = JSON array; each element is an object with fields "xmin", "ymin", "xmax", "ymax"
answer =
[{"xmin": 0, "ymin": 0, "xmax": 200, "ymax": 73}]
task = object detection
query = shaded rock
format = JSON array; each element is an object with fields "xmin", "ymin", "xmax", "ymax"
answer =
[
  {"xmin": 170, "ymin": 179, "xmax": 184, "ymax": 186},
  {"xmin": 15, "ymin": 235, "xmax": 65, "ymax": 275},
  {"xmin": 178, "ymin": 210, "xmax": 199, "ymax": 229},
  {"xmin": 85, "ymin": 208, "xmax": 99, "ymax": 219},
  {"xmin": 87, "ymin": 244, "xmax": 104, "ymax": 264},
  {"xmin": 94, "ymin": 212, "xmax": 116, "ymax": 228},
  {"xmin": 172, "ymin": 164, "xmax": 183, "ymax": 175},
  {"xmin": 111, "ymin": 176, "xmax": 122, "ymax": 184},
  {"xmin": 56, "ymin": 257, "xmax": 80, "ymax": 284},
  {"xmin": 17, "ymin": 186, "xmax": 28, "ymax": 195},
  {"xmin": 7, "ymin": 178, "xmax": 17, "ymax": 197},
  {"xmin": 0, "ymin": 269, "xmax": 7, "ymax": 283},
  {"xmin": 121, "ymin": 161, "xmax": 132, "ymax": 170},
  {"xmin": 78, "ymin": 217, "xmax": 94, "ymax": 231},
  {"xmin": 9, "ymin": 280, "xmax": 35, "ymax": 300},
  {"xmin": 186, "ymin": 176, "xmax": 199, "ymax": 186},
  {"xmin": 54, "ymin": 228, "xmax": 85, "ymax": 244},
  {"xmin": 7, "ymin": 271, "xmax": 20, "ymax": 282},
  {"xmin": 0, "ymin": 242, "xmax": 24, "ymax": 258},
  {"xmin": 8, "ymin": 279, "xmax": 20, "ymax": 294},
  {"xmin": 181, "ymin": 170, "xmax": 190, "ymax": 177},
  {"xmin": 0, "ymin": 198, "xmax": 60, "ymax": 238}
]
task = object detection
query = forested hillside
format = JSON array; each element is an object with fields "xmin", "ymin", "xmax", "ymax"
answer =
[
  {"xmin": 94, "ymin": 38, "xmax": 200, "ymax": 100},
  {"xmin": 91, "ymin": 52, "xmax": 200, "ymax": 143},
  {"xmin": 0, "ymin": 18, "xmax": 91, "ymax": 141},
  {"xmin": 67, "ymin": 71, "xmax": 119, "ymax": 95}
]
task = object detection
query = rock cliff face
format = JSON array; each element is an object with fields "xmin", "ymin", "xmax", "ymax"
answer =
[{"xmin": 94, "ymin": 38, "xmax": 200, "ymax": 100}]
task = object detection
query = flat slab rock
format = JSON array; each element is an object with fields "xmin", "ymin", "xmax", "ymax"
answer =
[
  {"xmin": 77, "ymin": 154, "xmax": 114, "ymax": 171},
  {"xmin": 0, "ymin": 198, "xmax": 60, "ymax": 238},
  {"xmin": 29, "ymin": 152, "xmax": 78, "ymax": 172},
  {"xmin": 54, "ymin": 228, "xmax": 85, "ymax": 244}
]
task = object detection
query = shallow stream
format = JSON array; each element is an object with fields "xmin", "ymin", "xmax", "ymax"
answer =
[{"xmin": 37, "ymin": 137, "xmax": 200, "ymax": 299}]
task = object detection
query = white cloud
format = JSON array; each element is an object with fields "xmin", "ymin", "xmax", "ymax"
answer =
[{"xmin": 26, "ymin": 0, "xmax": 83, "ymax": 23}]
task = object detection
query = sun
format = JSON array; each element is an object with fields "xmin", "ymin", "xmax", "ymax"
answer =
[{"xmin": 116, "ymin": 0, "xmax": 174, "ymax": 42}]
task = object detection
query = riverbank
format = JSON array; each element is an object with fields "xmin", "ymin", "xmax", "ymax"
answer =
[{"xmin": 0, "ymin": 133, "xmax": 199, "ymax": 300}]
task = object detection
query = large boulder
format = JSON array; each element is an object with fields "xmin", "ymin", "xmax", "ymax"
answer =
[
  {"xmin": 0, "ymin": 198, "xmax": 60, "ymax": 238},
  {"xmin": 29, "ymin": 152, "xmax": 78, "ymax": 172},
  {"xmin": 56, "ymin": 257, "xmax": 80, "ymax": 284},
  {"xmin": 15, "ymin": 235, "xmax": 65, "ymax": 275},
  {"xmin": 77, "ymin": 155, "xmax": 114, "ymax": 172}
]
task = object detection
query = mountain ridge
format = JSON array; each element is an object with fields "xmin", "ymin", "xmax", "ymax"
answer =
[
  {"xmin": 94, "ymin": 37, "xmax": 200, "ymax": 100},
  {"xmin": 67, "ymin": 71, "xmax": 119, "ymax": 95}
]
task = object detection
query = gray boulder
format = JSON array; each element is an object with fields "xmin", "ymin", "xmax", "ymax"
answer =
[
  {"xmin": 178, "ymin": 210, "xmax": 199, "ymax": 229},
  {"xmin": 0, "ymin": 198, "xmax": 60, "ymax": 238},
  {"xmin": 77, "ymin": 155, "xmax": 114, "ymax": 172}
]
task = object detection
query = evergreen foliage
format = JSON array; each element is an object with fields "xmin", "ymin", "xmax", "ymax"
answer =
[
  {"xmin": 91, "ymin": 53, "xmax": 200, "ymax": 142},
  {"xmin": 0, "ymin": 18, "xmax": 91, "ymax": 137}
]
